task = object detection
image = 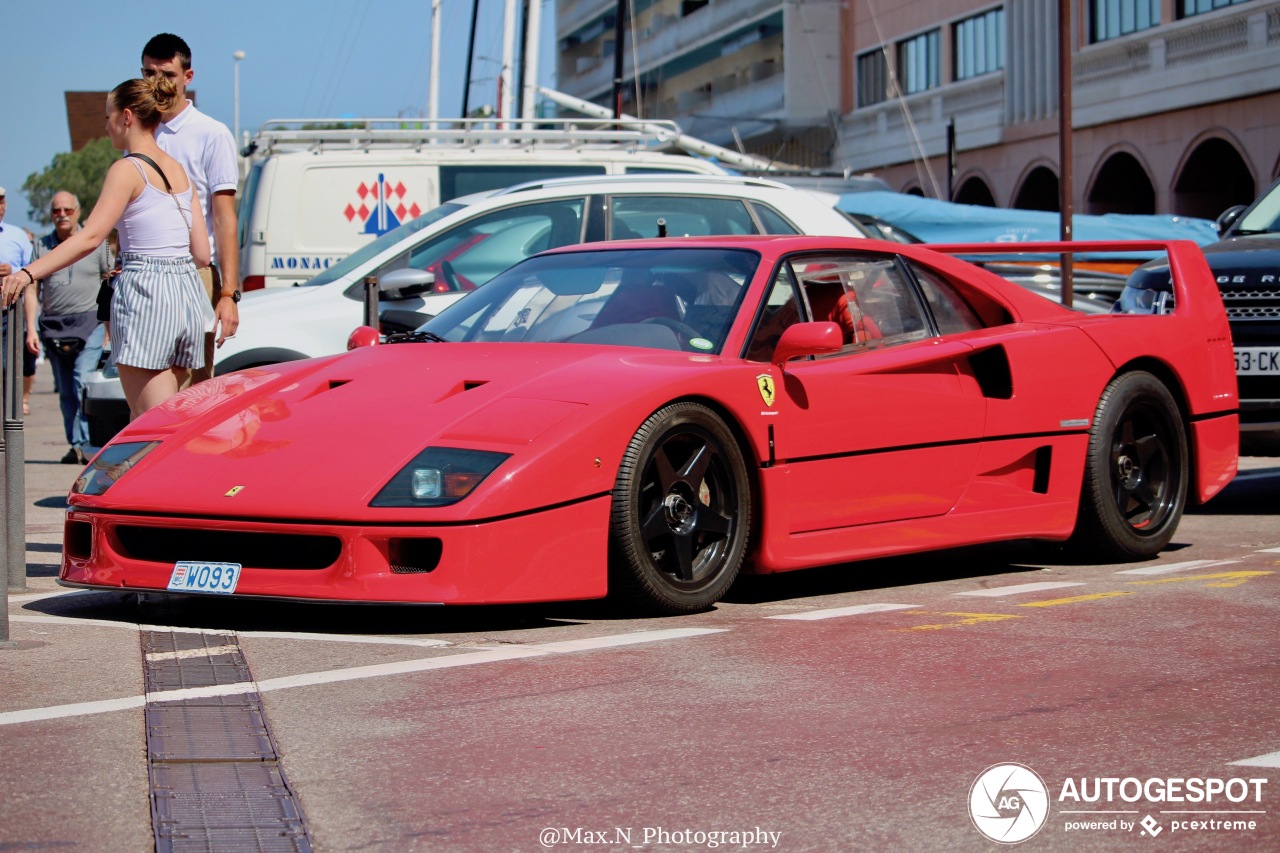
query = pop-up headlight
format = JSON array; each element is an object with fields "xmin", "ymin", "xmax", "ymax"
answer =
[
  {"xmin": 371, "ymin": 447, "xmax": 511, "ymax": 507},
  {"xmin": 72, "ymin": 441, "xmax": 160, "ymax": 496}
]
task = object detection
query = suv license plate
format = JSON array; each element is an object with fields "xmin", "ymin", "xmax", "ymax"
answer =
[
  {"xmin": 168, "ymin": 561, "xmax": 242, "ymax": 594},
  {"xmin": 1234, "ymin": 348, "xmax": 1280, "ymax": 376}
]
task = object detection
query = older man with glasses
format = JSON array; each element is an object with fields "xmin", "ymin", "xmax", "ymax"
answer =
[{"xmin": 25, "ymin": 191, "xmax": 112, "ymax": 464}]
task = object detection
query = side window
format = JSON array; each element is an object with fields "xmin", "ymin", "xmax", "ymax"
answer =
[
  {"xmin": 749, "ymin": 202, "xmax": 801, "ymax": 235},
  {"xmin": 910, "ymin": 262, "xmax": 984, "ymax": 334},
  {"xmin": 744, "ymin": 265, "xmax": 801, "ymax": 361},
  {"xmin": 395, "ymin": 199, "xmax": 585, "ymax": 291},
  {"xmin": 792, "ymin": 255, "xmax": 929, "ymax": 353},
  {"xmin": 610, "ymin": 196, "xmax": 758, "ymax": 239}
]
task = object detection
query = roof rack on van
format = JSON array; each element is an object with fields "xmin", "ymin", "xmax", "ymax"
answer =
[
  {"xmin": 495, "ymin": 174, "xmax": 794, "ymax": 196},
  {"xmin": 246, "ymin": 118, "xmax": 691, "ymax": 156}
]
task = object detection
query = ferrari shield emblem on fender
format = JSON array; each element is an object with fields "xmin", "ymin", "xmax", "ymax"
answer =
[
  {"xmin": 756, "ymin": 374, "xmax": 776, "ymax": 407},
  {"xmin": 225, "ymin": 486, "xmax": 245, "ymax": 497}
]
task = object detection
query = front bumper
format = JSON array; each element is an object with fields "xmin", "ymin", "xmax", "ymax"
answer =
[{"xmin": 61, "ymin": 496, "xmax": 611, "ymax": 605}]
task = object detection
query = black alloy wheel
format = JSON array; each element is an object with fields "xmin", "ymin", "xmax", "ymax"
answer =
[
  {"xmin": 1072, "ymin": 371, "xmax": 1188, "ymax": 560},
  {"xmin": 609, "ymin": 402, "xmax": 751, "ymax": 613}
]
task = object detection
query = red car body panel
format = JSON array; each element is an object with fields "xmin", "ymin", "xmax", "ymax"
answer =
[{"xmin": 60, "ymin": 236, "xmax": 1238, "ymax": 604}]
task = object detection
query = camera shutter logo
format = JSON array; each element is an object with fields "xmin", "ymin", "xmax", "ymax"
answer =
[{"xmin": 969, "ymin": 763, "xmax": 1050, "ymax": 844}]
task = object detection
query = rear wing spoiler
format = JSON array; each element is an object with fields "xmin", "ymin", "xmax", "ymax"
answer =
[{"xmin": 924, "ymin": 240, "xmax": 1213, "ymax": 318}]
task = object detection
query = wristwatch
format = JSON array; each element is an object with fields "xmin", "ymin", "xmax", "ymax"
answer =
[{"xmin": 220, "ymin": 290, "xmax": 241, "ymax": 303}]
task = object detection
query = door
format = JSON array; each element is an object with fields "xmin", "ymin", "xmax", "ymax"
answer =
[{"xmin": 747, "ymin": 253, "xmax": 988, "ymax": 533}]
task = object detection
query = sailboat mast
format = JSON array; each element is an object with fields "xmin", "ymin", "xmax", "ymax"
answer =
[
  {"xmin": 462, "ymin": 0, "xmax": 480, "ymax": 117},
  {"xmin": 612, "ymin": 0, "xmax": 628, "ymax": 118},
  {"xmin": 520, "ymin": 0, "xmax": 542, "ymax": 120}
]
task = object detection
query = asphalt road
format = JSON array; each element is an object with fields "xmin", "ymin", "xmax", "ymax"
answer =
[{"xmin": 9, "ymin": 452, "xmax": 1278, "ymax": 851}]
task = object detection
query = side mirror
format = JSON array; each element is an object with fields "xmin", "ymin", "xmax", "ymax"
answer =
[
  {"xmin": 1215, "ymin": 204, "xmax": 1246, "ymax": 238},
  {"xmin": 347, "ymin": 325, "xmax": 380, "ymax": 350},
  {"xmin": 772, "ymin": 322, "xmax": 844, "ymax": 366},
  {"xmin": 378, "ymin": 268, "xmax": 436, "ymax": 299}
]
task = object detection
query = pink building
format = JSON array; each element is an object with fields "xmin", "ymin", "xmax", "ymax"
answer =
[{"xmin": 838, "ymin": 0, "xmax": 1280, "ymax": 217}]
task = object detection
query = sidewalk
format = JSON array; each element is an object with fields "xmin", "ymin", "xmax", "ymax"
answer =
[{"xmin": 2, "ymin": 368, "xmax": 153, "ymax": 851}]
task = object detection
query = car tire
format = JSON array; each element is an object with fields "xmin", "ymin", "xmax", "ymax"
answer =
[
  {"xmin": 1071, "ymin": 371, "xmax": 1188, "ymax": 560},
  {"xmin": 608, "ymin": 402, "xmax": 750, "ymax": 614}
]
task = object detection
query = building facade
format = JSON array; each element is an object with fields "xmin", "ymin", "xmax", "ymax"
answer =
[
  {"xmin": 554, "ymin": 0, "xmax": 843, "ymax": 168},
  {"xmin": 837, "ymin": 0, "xmax": 1280, "ymax": 217},
  {"xmin": 554, "ymin": 0, "xmax": 1279, "ymax": 217}
]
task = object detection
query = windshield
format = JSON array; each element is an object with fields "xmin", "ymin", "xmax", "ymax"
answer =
[
  {"xmin": 303, "ymin": 202, "xmax": 467, "ymax": 287},
  {"xmin": 1236, "ymin": 180, "xmax": 1280, "ymax": 235},
  {"xmin": 417, "ymin": 248, "xmax": 760, "ymax": 354}
]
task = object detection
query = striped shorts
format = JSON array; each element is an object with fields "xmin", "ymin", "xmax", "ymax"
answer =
[{"xmin": 111, "ymin": 254, "xmax": 214, "ymax": 371}]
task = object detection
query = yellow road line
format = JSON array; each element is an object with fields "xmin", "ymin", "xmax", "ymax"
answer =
[
  {"xmin": 1127, "ymin": 570, "xmax": 1273, "ymax": 589},
  {"xmin": 897, "ymin": 612, "xmax": 1023, "ymax": 632},
  {"xmin": 1017, "ymin": 591, "xmax": 1133, "ymax": 608}
]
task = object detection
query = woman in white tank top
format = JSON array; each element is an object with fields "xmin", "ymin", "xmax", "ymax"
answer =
[{"xmin": 1, "ymin": 75, "xmax": 211, "ymax": 420}]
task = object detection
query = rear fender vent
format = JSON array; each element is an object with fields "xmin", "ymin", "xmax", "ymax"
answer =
[
  {"xmin": 389, "ymin": 538, "xmax": 443, "ymax": 574},
  {"xmin": 969, "ymin": 345, "xmax": 1013, "ymax": 400},
  {"xmin": 1033, "ymin": 445, "xmax": 1052, "ymax": 494}
]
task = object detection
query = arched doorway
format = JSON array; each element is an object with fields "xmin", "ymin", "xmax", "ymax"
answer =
[
  {"xmin": 1086, "ymin": 152, "xmax": 1155, "ymax": 214},
  {"xmin": 1173, "ymin": 137, "xmax": 1254, "ymax": 219},
  {"xmin": 954, "ymin": 176, "xmax": 996, "ymax": 206},
  {"xmin": 1013, "ymin": 166, "xmax": 1059, "ymax": 211}
]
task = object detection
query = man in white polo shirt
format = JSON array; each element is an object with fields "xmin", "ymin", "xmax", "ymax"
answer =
[{"xmin": 141, "ymin": 33, "xmax": 240, "ymax": 384}]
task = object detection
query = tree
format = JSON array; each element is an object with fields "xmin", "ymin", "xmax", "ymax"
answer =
[{"xmin": 21, "ymin": 138, "xmax": 119, "ymax": 226}]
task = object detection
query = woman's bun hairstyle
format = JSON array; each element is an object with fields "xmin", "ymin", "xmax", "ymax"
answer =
[{"xmin": 110, "ymin": 75, "xmax": 180, "ymax": 128}]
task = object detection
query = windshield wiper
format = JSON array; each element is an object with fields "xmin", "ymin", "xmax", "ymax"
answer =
[{"xmin": 385, "ymin": 330, "xmax": 448, "ymax": 344}]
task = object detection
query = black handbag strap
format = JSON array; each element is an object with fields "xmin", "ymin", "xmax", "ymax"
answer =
[{"xmin": 126, "ymin": 152, "xmax": 173, "ymax": 192}]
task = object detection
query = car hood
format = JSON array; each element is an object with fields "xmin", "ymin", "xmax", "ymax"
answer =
[
  {"xmin": 76, "ymin": 342, "xmax": 703, "ymax": 521},
  {"xmin": 1202, "ymin": 234, "xmax": 1280, "ymax": 275}
]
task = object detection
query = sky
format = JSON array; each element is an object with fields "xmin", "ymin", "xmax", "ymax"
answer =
[{"xmin": 0, "ymin": 0, "xmax": 556, "ymax": 235}]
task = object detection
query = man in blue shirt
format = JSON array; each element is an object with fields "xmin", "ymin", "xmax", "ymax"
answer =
[
  {"xmin": 0, "ymin": 186, "xmax": 36, "ymax": 415},
  {"xmin": 0, "ymin": 188, "xmax": 33, "ymax": 281}
]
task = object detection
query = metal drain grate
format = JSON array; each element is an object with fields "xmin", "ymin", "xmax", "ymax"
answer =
[{"xmin": 142, "ymin": 629, "xmax": 313, "ymax": 852}]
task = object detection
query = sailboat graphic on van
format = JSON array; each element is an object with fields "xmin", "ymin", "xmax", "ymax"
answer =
[{"xmin": 343, "ymin": 174, "xmax": 422, "ymax": 236}]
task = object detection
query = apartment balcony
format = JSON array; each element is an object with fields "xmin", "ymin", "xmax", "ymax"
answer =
[
  {"xmin": 838, "ymin": 75, "xmax": 1005, "ymax": 173},
  {"xmin": 557, "ymin": 0, "xmax": 614, "ymax": 37},
  {"xmin": 659, "ymin": 69, "xmax": 787, "ymax": 145},
  {"xmin": 559, "ymin": 0, "xmax": 785, "ymax": 101}
]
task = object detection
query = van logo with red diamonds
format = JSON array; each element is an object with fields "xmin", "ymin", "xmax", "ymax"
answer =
[{"xmin": 343, "ymin": 174, "xmax": 422, "ymax": 236}]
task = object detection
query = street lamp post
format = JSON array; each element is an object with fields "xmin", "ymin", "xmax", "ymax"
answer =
[{"xmin": 233, "ymin": 50, "xmax": 245, "ymax": 152}]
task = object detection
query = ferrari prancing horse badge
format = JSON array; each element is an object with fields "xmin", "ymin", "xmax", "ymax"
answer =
[{"xmin": 756, "ymin": 373, "xmax": 776, "ymax": 407}]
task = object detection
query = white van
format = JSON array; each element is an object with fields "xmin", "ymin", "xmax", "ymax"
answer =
[{"xmin": 236, "ymin": 118, "xmax": 729, "ymax": 290}]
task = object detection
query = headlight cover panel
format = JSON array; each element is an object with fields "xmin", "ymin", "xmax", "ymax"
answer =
[{"xmin": 370, "ymin": 447, "xmax": 512, "ymax": 508}]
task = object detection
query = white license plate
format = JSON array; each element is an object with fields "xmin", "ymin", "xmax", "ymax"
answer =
[
  {"xmin": 167, "ymin": 561, "xmax": 242, "ymax": 594},
  {"xmin": 1234, "ymin": 348, "xmax": 1280, "ymax": 376}
]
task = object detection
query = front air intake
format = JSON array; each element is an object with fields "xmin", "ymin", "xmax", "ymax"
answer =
[
  {"xmin": 114, "ymin": 526, "xmax": 341, "ymax": 570},
  {"xmin": 389, "ymin": 538, "xmax": 443, "ymax": 574}
]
